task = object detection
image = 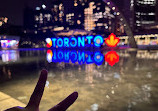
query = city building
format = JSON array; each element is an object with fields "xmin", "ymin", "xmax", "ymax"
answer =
[
  {"xmin": 34, "ymin": 6, "xmax": 52, "ymax": 34},
  {"xmin": 84, "ymin": 0, "xmax": 116, "ymax": 36},
  {"xmin": 109, "ymin": 0, "xmax": 158, "ymax": 33},
  {"xmin": 0, "ymin": 17, "xmax": 8, "ymax": 27},
  {"xmin": 24, "ymin": 0, "xmax": 66, "ymax": 36},
  {"xmin": 134, "ymin": 0, "xmax": 158, "ymax": 32},
  {"xmin": 0, "ymin": 35, "xmax": 20, "ymax": 49},
  {"xmin": 63, "ymin": 0, "xmax": 86, "ymax": 30},
  {"xmin": 51, "ymin": 0, "xmax": 64, "ymax": 30}
]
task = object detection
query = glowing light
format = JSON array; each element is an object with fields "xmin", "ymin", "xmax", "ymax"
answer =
[
  {"xmin": 112, "ymin": 7, "xmax": 115, "ymax": 10},
  {"xmin": 0, "ymin": 40, "xmax": 19, "ymax": 49},
  {"xmin": 107, "ymin": 2, "xmax": 110, "ymax": 5},
  {"xmin": 105, "ymin": 51, "xmax": 119, "ymax": 66},
  {"xmin": 94, "ymin": 52, "xmax": 104, "ymax": 65},
  {"xmin": 42, "ymin": 4, "xmax": 46, "ymax": 9},
  {"xmin": 46, "ymin": 38, "xmax": 52, "ymax": 48},
  {"xmin": 70, "ymin": 37, "xmax": 77, "ymax": 47},
  {"xmin": 74, "ymin": 2, "xmax": 78, "ymax": 6},
  {"xmin": 105, "ymin": 33, "xmax": 120, "ymax": 47},
  {"xmin": 63, "ymin": 37, "xmax": 69, "ymax": 47},
  {"xmin": 47, "ymin": 50, "xmax": 53, "ymax": 63},
  {"xmin": 117, "ymin": 12, "xmax": 120, "ymax": 15},
  {"xmin": 57, "ymin": 38, "xmax": 63, "ymax": 47},
  {"xmin": 46, "ymin": 35, "xmax": 104, "ymax": 48},
  {"xmin": 94, "ymin": 35, "xmax": 104, "ymax": 47},
  {"xmin": 0, "ymin": 21, "xmax": 2, "ymax": 26},
  {"xmin": 78, "ymin": 37, "xmax": 85, "ymax": 47},
  {"xmin": 36, "ymin": 7, "xmax": 40, "ymax": 10},
  {"xmin": 1, "ymin": 50, "xmax": 19, "ymax": 62}
]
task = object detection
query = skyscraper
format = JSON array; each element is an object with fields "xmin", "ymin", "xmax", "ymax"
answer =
[
  {"xmin": 134, "ymin": 0, "xmax": 157, "ymax": 31},
  {"xmin": 84, "ymin": 0, "xmax": 116, "ymax": 35}
]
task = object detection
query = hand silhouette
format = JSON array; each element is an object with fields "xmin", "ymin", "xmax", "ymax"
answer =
[{"xmin": 5, "ymin": 69, "xmax": 78, "ymax": 111}]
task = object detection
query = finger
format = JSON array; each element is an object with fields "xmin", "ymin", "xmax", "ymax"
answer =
[
  {"xmin": 48, "ymin": 92, "xmax": 78, "ymax": 111},
  {"xmin": 26, "ymin": 69, "xmax": 48, "ymax": 109}
]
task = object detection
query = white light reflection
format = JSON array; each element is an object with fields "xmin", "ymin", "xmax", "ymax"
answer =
[
  {"xmin": 45, "ymin": 81, "xmax": 49, "ymax": 88},
  {"xmin": 91, "ymin": 104, "xmax": 99, "ymax": 111}
]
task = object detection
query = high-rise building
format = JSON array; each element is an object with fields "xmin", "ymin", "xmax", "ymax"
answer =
[
  {"xmin": 23, "ymin": 5, "xmax": 53, "ymax": 35},
  {"xmin": 110, "ymin": 0, "xmax": 158, "ymax": 33},
  {"xmin": 63, "ymin": 0, "xmax": 85, "ymax": 30},
  {"xmin": 34, "ymin": 5, "xmax": 52, "ymax": 34},
  {"xmin": 84, "ymin": 0, "xmax": 116, "ymax": 35},
  {"xmin": 51, "ymin": 0, "xmax": 64, "ymax": 28},
  {"xmin": 134, "ymin": 0, "xmax": 157, "ymax": 32}
]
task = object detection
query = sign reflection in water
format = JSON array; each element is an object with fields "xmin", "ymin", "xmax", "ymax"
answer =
[
  {"xmin": 47, "ymin": 49, "xmax": 104, "ymax": 65},
  {"xmin": 47, "ymin": 49, "xmax": 120, "ymax": 66},
  {"xmin": 0, "ymin": 50, "xmax": 20, "ymax": 62},
  {"xmin": 105, "ymin": 51, "xmax": 119, "ymax": 66}
]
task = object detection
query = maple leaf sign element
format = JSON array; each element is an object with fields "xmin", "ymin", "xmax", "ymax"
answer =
[
  {"xmin": 105, "ymin": 33, "xmax": 120, "ymax": 47},
  {"xmin": 105, "ymin": 51, "xmax": 119, "ymax": 66}
]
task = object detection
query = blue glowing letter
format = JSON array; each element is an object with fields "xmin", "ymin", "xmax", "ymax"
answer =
[
  {"xmin": 94, "ymin": 35, "xmax": 104, "ymax": 47},
  {"xmin": 94, "ymin": 52, "xmax": 104, "ymax": 65},
  {"xmin": 86, "ymin": 54, "xmax": 93, "ymax": 64},
  {"xmin": 52, "ymin": 38, "xmax": 57, "ymax": 47},
  {"xmin": 52, "ymin": 49, "xmax": 57, "ymax": 62},
  {"xmin": 64, "ymin": 51, "xmax": 70, "ymax": 63},
  {"xmin": 86, "ymin": 36, "xmax": 93, "ymax": 44},
  {"xmin": 70, "ymin": 51, "xmax": 77, "ymax": 63},
  {"xmin": 78, "ymin": 51, "xmax": 85, "ymax": 64},
  {"xmin": 57, "ymin": 38, "xmax": 63, "ymax": 47},
  {"xmin": 57, "ymin": 50, "xmax": 64, "ymax": 61},
  {"xmin": 78, "ymin": 37, "xmax": 85, "ymax": 47},
  {"xmin": 70, "ymin": 37, "xmax": 77, "ymax": 47},
  {"xmin": 64, "ymin": 37, "xmax": 69, "ymax": 47}
]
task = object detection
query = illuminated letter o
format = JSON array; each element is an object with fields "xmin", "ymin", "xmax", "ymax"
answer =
[
  {"xmin": 70, "ymin": 37, "xmax": 77, "ymax": 47},
  {"xmin": 94, "ymin": 35, "xmax": 103, "ymax": 47}
]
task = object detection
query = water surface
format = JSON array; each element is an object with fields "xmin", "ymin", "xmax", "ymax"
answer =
[{"xmin": 0, "ymin": 49, "xmax": 158, "ymax": 111}]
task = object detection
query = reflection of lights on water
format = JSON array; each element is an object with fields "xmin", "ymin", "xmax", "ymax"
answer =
[
  {"xmin": 111, "ymin": 90, "xmax": 115, "ymax": 94},
  {"xmin": 114, "ymin": 72, "xmax": 120, "ymax": 79},
  {"xmin": 106, "ymin": 95, "xmax": 110, "ymax": 99},
  {"xmin": 91, "ymin": 104, "xmax": 99, "ymax": 111},
  {"xmin": 146, "ymin": 72, "xmax": 152, "ymax": 78},
  {"xmin": 46, "ymin": 50, "xmax": 120, "ymax": 66},
  {"xmin": 45, "ymin": 81, "xmax": 49, "ymax": 87},
  {"xmin": 17, "ymin": 96, "xmax": 27, "ymax": 100},
  {"xmin": 105, "ymin": 51, "xmax": 119, "ymax": 66},
  {"xmin": 96, "ymin": 55, "xmax": 100, "ymax": 59},
  {"xmin": 46, "ymin": 50, "xmax": 104, "ymax": 65},
  {"xmin": 1, "ymin": 50, "xmax": 19, "ymax": 62},
  {"xmin": 47, "ymin": 54, "xmax": 52, "ymax": 63}
]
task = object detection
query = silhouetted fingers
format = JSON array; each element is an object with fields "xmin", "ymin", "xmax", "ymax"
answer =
[
  {"xmin": 26, "ymin": 69, "xmax": 48, "ymax": 110},
  {"xmin": 48, "ymin": 92, "xmax": 78, "ymax": 111}
]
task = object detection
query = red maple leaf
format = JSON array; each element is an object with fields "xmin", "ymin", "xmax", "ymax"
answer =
[{"xmin": 105, "ymin": 33, "xmax": 120, "ymax": 47}]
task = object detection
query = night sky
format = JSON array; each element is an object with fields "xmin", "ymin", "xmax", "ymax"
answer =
[{"xmin": 0, "ymin": 0, "xmax": 53, "ymax": 26}]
